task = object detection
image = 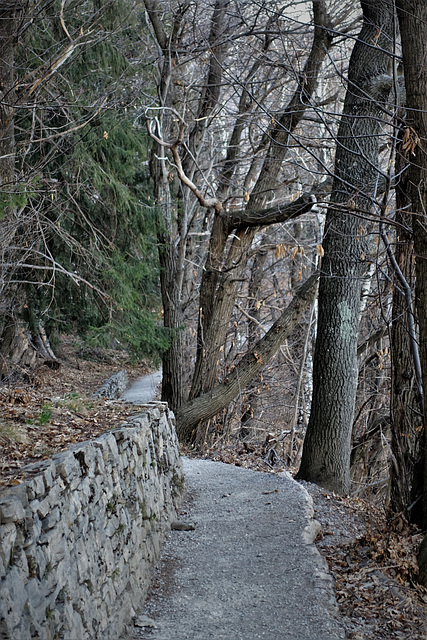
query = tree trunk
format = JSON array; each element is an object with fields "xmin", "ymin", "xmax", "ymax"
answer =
[
  {"xmin": 144, "ymin": 0, "xmax": 230, "ymax": 411},
  {"xmin": 0, "ymin": 2, "xmax": 16, "ymax": 208},
  {"xmin": 0, "ymin": 1, "xmax": 19, "ymax": 254},
  {"xmin": 188, "ymin": 0, "xmax": 333, "ymax": 402},
  {"xmin": 396, "ymin": 0, "xmax": 427, "ymax": 585},
  {"xmin": 176, "ymin": 273, "xmax": 319, "ymax": 441},
  {"xmin": 297, "ymin": 0, "xmax": 394, "ymax": 494},
  {"xmin": 157, "ymin": 232, "xmax": 184, "ymax": 411},
  {"xmin": 389, "ymin": 136, "xmax": 421, "ymax": 518},
  {"xmin": 0, "ymin": 3, "xmax": 23, "ymax": 371}
]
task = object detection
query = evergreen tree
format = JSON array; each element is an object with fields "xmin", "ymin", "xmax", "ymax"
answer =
[{"xmin": 0, "ymin": 0, "xmax": 167, "ymax": 374}]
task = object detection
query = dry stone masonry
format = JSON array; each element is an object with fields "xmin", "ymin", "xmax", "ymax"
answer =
[
  {"xmin": 92, "ymin": 369, "xmax": 129, "ymax": 400},
  {"xmin": 0, "ymin": 402, "xmax": 184, "ymax": 640}
]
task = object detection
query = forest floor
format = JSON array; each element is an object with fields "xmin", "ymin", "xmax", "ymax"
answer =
[{"xmin": 0, "ymin": 336, "xmax": 427, "ymax": 639}]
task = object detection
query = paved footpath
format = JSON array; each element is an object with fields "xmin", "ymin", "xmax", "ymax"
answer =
[
  {"xmin": 132, "ymin": 457, "xmax": 346, "ymax": 640},
  {"xmin": 122, "ymin": 370, "xmax": 162, "ymax": 404}
]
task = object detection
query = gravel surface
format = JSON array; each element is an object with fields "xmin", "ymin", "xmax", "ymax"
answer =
[{"xmin": 131, "ymin": 457, "xmax": 346, "ymax": 640}]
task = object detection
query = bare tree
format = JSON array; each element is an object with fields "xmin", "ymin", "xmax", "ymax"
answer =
[
  {"xmin": 143, "ymin": 0, "xmax": 336, "ymax": 441},
  {"xmin": 395, "ymin": 0, "xmax": 427, "ymax": 585}
]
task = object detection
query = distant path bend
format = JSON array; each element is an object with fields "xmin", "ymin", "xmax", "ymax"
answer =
[{"xmin": 122, "ymin": 369, "xmax": 162, "ymax": 404}]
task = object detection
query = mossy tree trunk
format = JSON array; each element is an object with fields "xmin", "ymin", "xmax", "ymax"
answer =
[{"xmin": 297, "ymin": 0, "xmax": 395, "ymax": 494}]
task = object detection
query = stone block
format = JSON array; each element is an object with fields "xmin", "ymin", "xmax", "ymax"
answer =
[
  {"xmin": 31, "ymin": 497, "xmax": 50, "ymax": 519},
  {"xmin": 0, "ymin": 569, "xmax": 27, "ymax": 626},
  {"xmin": 0, "ymin": 402, "xmax": 183, "ymax": 640},
  {"xmin": 41, "ymin": 506, "xmax": 60, "ymax": 532},
  {"xmin": 0, "ymin": 496, "xmax": 25, "ymax": 524},
  {"xmin": 0, "ymin": 523, "xmax": 17, "ymax": 573},
  {"xmin": 39, "ymin": 529, "xmax": 66, "ymax": 566},
  {"xmin": 25, "ymin": 576, "xmax": 47, "ymax": 612},
  {"xmin": 54, "ymin": 451, "xmax": 81, "ymax": 481}
]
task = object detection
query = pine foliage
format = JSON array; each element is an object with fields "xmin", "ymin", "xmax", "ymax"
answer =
[{"xmin": 8, "ymin": 0, "xmax": 167, "ymax": 360}]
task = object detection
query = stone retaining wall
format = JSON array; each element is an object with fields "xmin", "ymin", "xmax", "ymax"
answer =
[{"xmin": 0, "ymin": 402, "xmax": 184, "ymax": 640}]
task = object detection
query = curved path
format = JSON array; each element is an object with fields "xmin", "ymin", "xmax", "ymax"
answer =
[
  {"xmin": 133, "ymin": 457, "xmax": 346, "ymax": 640},
  {"xmin": 122, "ymin": 369, "xmax": 162, "ymax": 404}
]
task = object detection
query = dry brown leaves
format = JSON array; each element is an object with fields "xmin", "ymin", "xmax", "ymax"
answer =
[
  {"xmin": 319, "ymin": 506, "xmax": 427, "ymax": 639},
  {"xmin": 1, "ymin": 338, "xmax": 427, "ymax": 637},
  {"xmin": 181, "ymin": 441, "xmax": 288, "ymax": 474},
  {"xmin": 0, "ymin": 337, "xmax": 151, "ymax": 487}
]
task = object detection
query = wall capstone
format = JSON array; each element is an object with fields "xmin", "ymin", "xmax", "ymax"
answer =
[{"xmin": 0, "ymin": 402, "xmax": 184, "ymax": 640}]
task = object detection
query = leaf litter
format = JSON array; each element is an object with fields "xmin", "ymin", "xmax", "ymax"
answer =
[{"xmin": 0, "ymin": 336, "xmax": 151, "ymax": 487}]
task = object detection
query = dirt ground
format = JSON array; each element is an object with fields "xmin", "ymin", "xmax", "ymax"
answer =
[{"xmin": 1, "ymin": 337, "xmax": 427, "ymax": 638}]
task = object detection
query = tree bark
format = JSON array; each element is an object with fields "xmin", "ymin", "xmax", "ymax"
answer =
[
  {"xmin": 176, "ymin": 272, "xmax": 319, "ymax": 441},
  {"xmin": 396, "ymin": 0, "xmax": 427, "ymax": 585},
  {"xmin": 297, "ymin": 0, "xmax": 394, "ymax": 494},
  {"xmin": 0, "ymin": 2, "xmax": 16, "ymax": 202},
  {"xmin": 144, "ymin": 0, "xmax": 230, "ymax": 411},
  {"xmin": 188, "ymin": 0, "xmax": 333, "ymax": 402},
  {"xmin": 389, "ymin": 135, "xmax": 421, "ymax": 518},
  {"xmin": 144, "ymin": 0, "xmax": 190, "ymax": 410},
  {"xmin": 0, "ymin": 3, "xmax": 23, "ymax": 371}
]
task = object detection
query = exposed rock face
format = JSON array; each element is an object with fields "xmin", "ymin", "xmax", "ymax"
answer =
[
  {"xmin": 92, "ymin": 369, "xmax": 129, "ymax": 399},
  {"xmin": 0, "ymin": 402, "xmax": 184, "ymax": 640}
]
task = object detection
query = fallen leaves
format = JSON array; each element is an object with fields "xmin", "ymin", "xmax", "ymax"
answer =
[
  {"xmin": 1, "ymin": 337, "xmax": 427, "ymax": 638},
  {"xmin": 0, "ymin": 388, "xmax": 142, "ymax": 486},
  {"xmin": 0, "ymin": 336, "xmax": 151, "ymax": 487},
  {"xmin": 325, "ymin": 516, "xmax": 427, "ymax": 639},
  {"xmin": 182, "ymin": 441, "xmax": 287, "ymax": 474}
]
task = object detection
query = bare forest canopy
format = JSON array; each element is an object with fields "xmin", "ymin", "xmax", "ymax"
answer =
[{"xmin": 2, "ymin": 0, "xmax": 427, "ymax": 583}]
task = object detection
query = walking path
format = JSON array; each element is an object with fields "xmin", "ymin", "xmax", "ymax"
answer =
[
  {"xmin": 133, "ymin": 458, "xmax": 346, "ymax": 640},
  {"xmin": 124, "ymin": 373, "xmax": 345, "ymax": 639},
  {"xmin": 122, "ymin": 369, "xmax": 162, "ymax": 404}
]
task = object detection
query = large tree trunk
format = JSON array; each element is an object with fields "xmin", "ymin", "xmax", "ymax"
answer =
[
  {"xmin": 157, "ymin": 230, "xmax": 185, "ymax": 411},
  {"xmin": 395, "ymin": 0, "xmax": 427, "ymax": 585},
  {"xmin": 143, "ymin": 0, "xmax": 189, "ymax": 411},
  {"xmin": 0, "ymin": 3, "xmax": 22, "ymax": 370},
  {"xmin": 0, "ymin": 2, "xmax": 16, "ymax": 206},
  {"xmin": 297, "ymin": 0, "xmax": 394, "ymax": 494},
  {"xmin": 389, "ymin": 136, "xmax": 422, "ymax": 518},
  {"xmin": 144, "ymin": 0, "xmax": 230, "ymax": 411}
]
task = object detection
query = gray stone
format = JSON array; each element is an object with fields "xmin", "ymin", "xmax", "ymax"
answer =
[
  {"xmin": 171, "ymin": 520, "xmax": 197, "ymax": 531},
  {"xmin": 0, "ymin": 497, "xmax": 25, "ymax": 524},
  {"xmin": 54, "ymin": 452, "xmax": 81, "ymax": 480},
  {"xmin": 10, "ymin": 545, "xmax": 28, "ymax": 579},
  {"xmin": 41, "ymin": 506, "xmax": 60, "ymax": 531},
  {"xmin": 0, "ymin": 523, "xmax": 17, "ymax": 573},
  {"xmin": 0, "ymin": 569, "xmax": 27, "ymax": 625},
  {"xmin": 93, "ymin": 369, "xmax": 128, "ymax": 400},
  {"xmin": 134, "ymin": 615, "xmax": 157, "ymax": 628},
  {"xmin": 0, "ymin": 404, "xmax": 183, "ymax": 640}
]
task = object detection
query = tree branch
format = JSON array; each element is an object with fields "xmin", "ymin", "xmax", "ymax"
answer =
[
  {"xmin": 146, "ymin": 115, "xmax": 224, "ymax": 212},
  {"xmin": 227, "ymin": 193, "xmax": 321, "ymax": 231},
  {"xmin": 176, "ymin": 272, "xmax": 319, "ymax": 441}
]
